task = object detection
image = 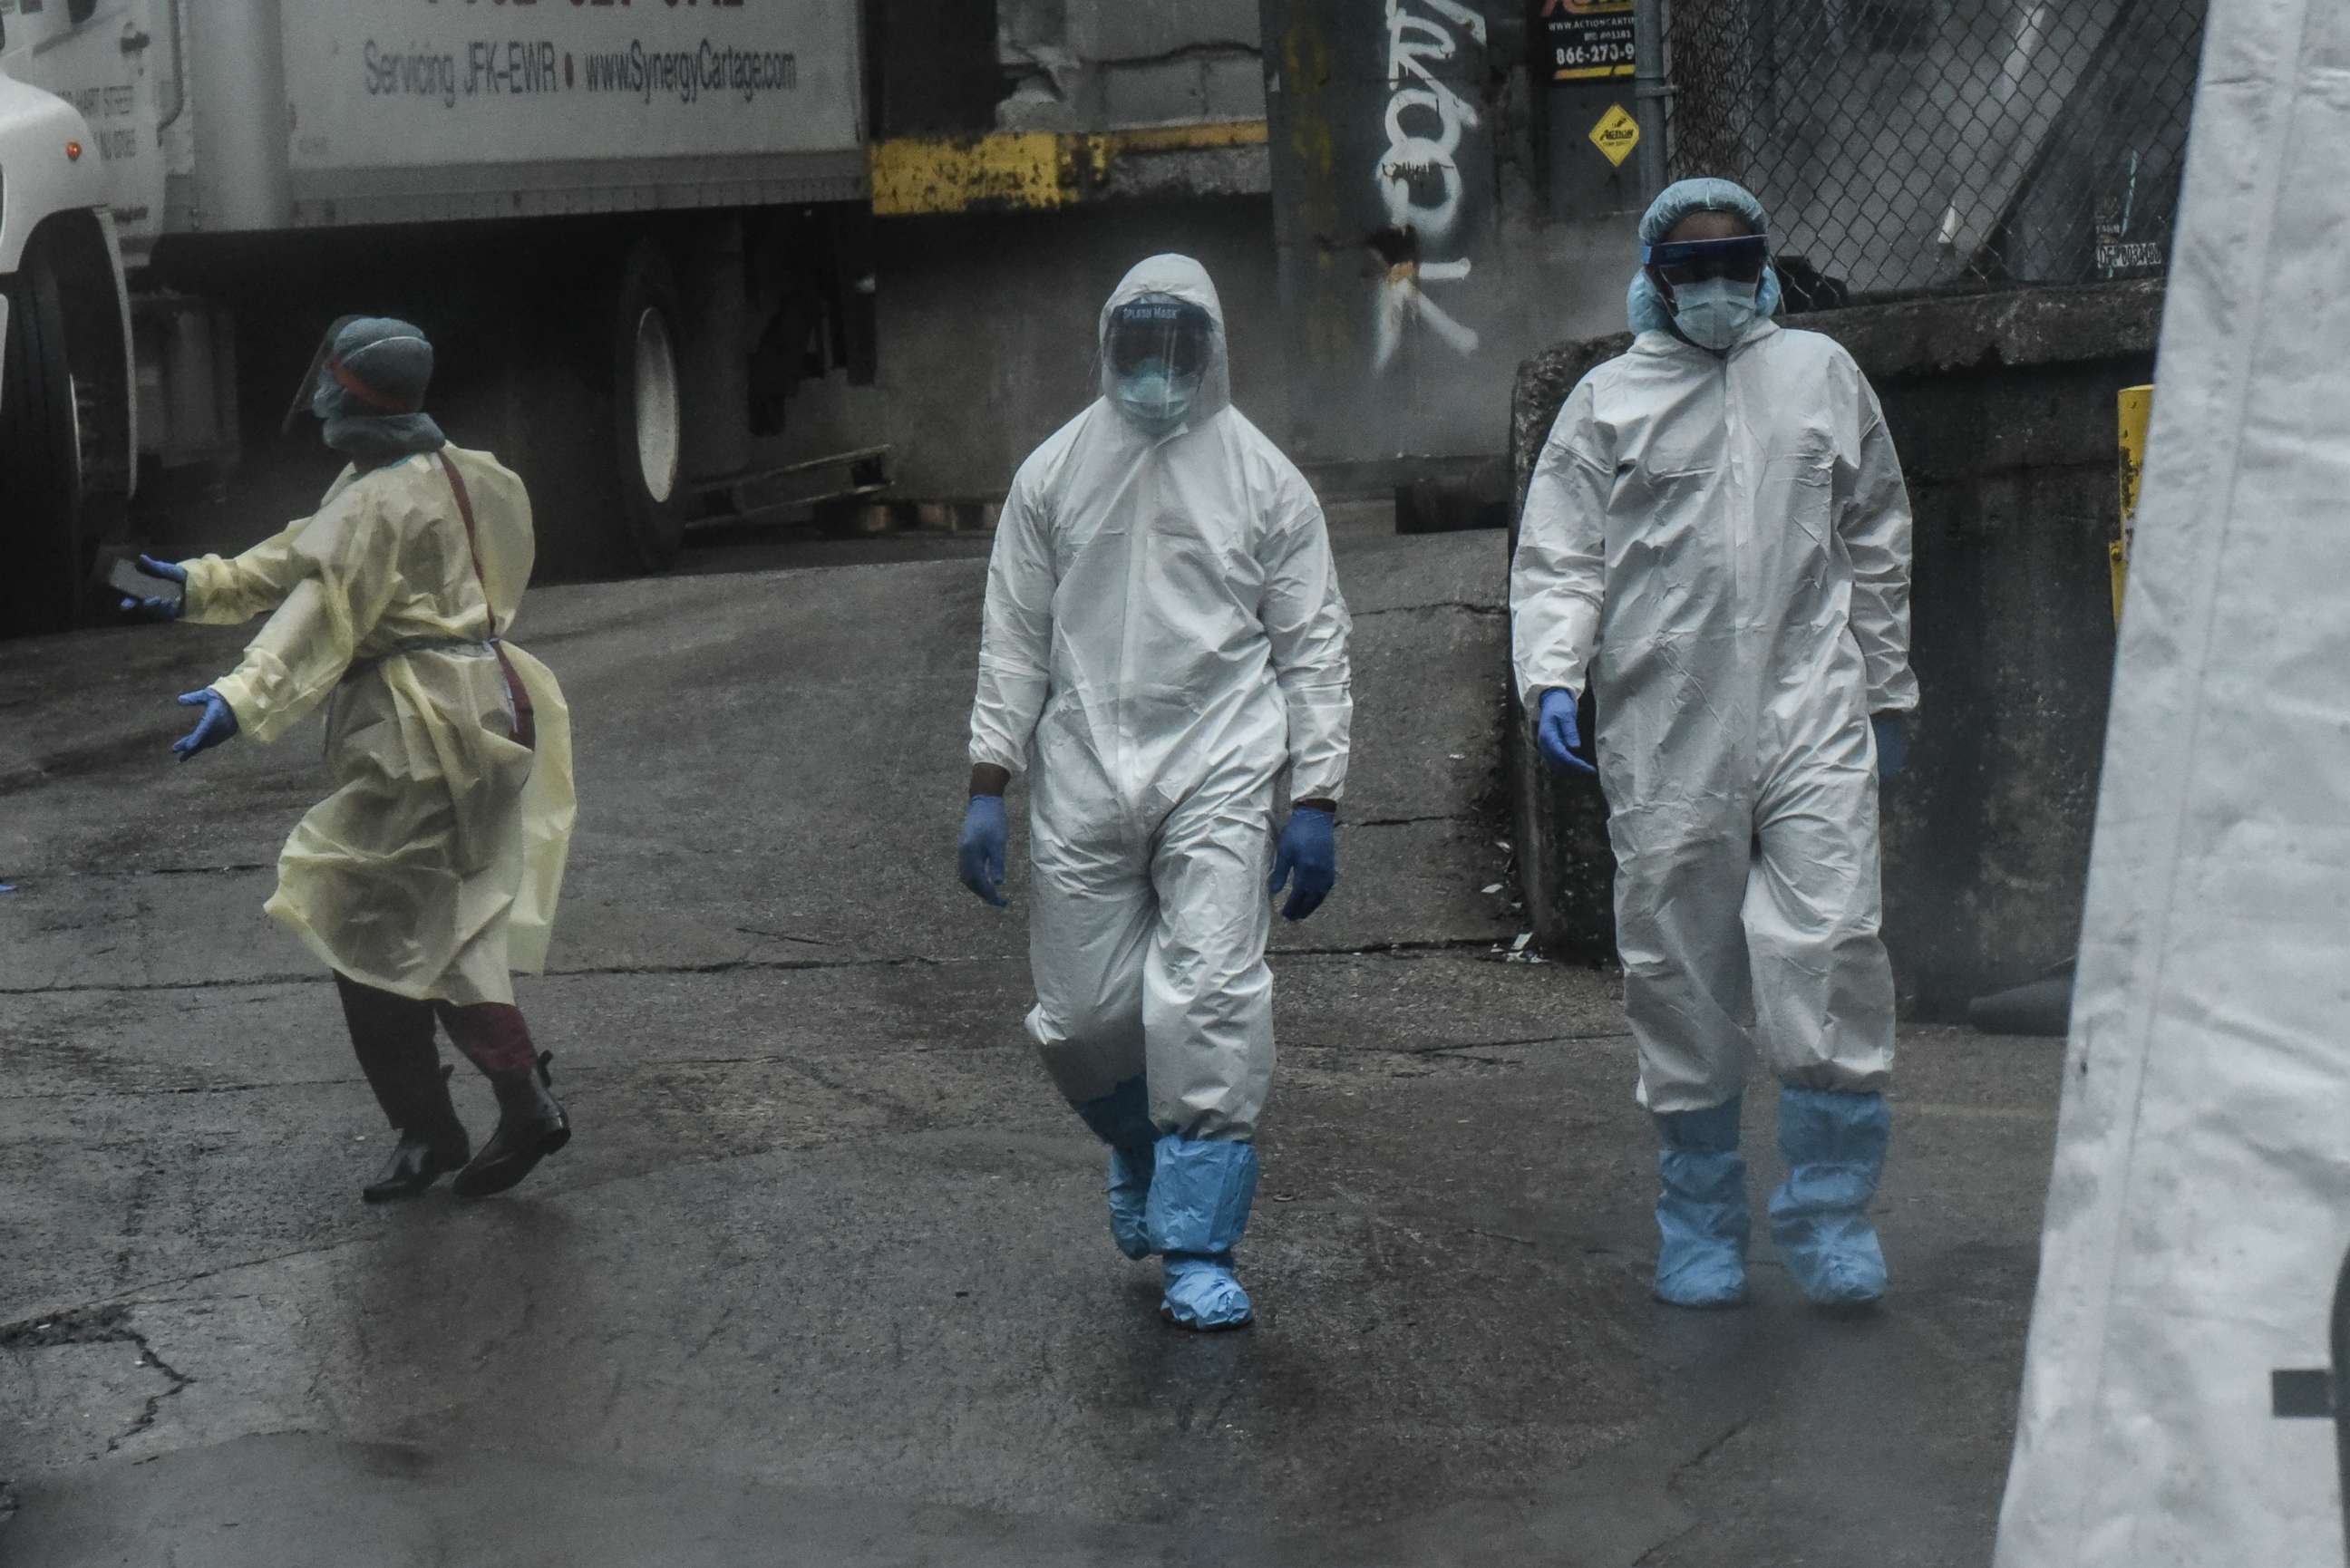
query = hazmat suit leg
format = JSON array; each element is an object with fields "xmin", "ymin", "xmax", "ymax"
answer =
[
  {"xmin": 1141, "ymin": 777, "xmax": 1277, "ymax": 1142},
  {"xmin": 1608, "ymin": 804, "xmax": 1759, "ymax": 1115},
  {"xmin": 1141, "ymin": 777, "xmax": 1274, "ymax": 1330},
  {"xmin": 1746, "ymin": 721, "xmax": 1896, "ymax": 1304},
  {"xmin": 1025, "ymin": 786, "xmax": 1159, "ymax": 1258},
  {"xmin": 1024, "ymin": 822, "xmax": 1153, "ymax": 1113},
  {"xmin": 1745, "ymin": 721, "xmax": 1897, "ymax": 1097},
  {"xmin": 1025, "ymin": 769, "xmax": 1275, "ymax": 1297},
  {"xmin": 1611, "ymin": 800, "xmax": 1761, "ymax": 1302},
  {"xmin": 1024, "ymin": 767, "xmax": 1277, "ymax": 1137}
]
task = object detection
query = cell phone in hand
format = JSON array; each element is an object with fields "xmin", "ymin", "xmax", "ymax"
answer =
[{"xmin": 107, "ymin": 556, "xmax": 182, "ymax": 608}]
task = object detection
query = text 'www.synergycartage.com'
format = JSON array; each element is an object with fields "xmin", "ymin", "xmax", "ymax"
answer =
[{"xmin": 363, "ymin": 39, "xmax": 799, "ymax": 108}]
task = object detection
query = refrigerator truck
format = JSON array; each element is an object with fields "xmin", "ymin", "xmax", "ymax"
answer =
[{"xmin": 1, "ymin": 0, "xmax": 883, "ymax": 634}]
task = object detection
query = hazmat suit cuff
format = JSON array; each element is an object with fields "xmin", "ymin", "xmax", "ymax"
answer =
[
  {"xmin": 1516, "ymin": 667, "xmax": 1584, "ymax": 716},
  {"xmin": 968, "ymin": 739, "xmax": 1029, "ymax": 779},
  {"xmin": 206, "ymin": 671, "xmax": 271, "ymax": 744},
  {"xmin": 1288, "ymin": 766, "xmax": 1346, "ymax": 804},
  {"xmin": 179, "ymin": 557, "xmax": 249, "ymax": 626},
  {"xmin": 1867, "ymin": 671, "xmax": 1920, "ymax": 716},
  {"xmin": 208, "ymin": 646, "xmax": 321, "ymax": 746}
]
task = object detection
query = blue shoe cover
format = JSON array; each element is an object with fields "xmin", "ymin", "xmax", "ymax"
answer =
[
  {"xmin": 1770, "ymin": 1087, "xmax": 1890, "ymax": 1307},
  {"xmin": 1073, "ymin": 1077, "xmax": 1159, "ymax": 1261},
  {"xmin": 1161, "ymin": 1253, "xmax": 1253, "ymax": 1330},
  {"xmin": 1653, "ymin": 1097, "xmax": 1749, "ymax": 1309},
  {"xmin": 1107, "ymin": 1144, "xmax": 1155, "ymax": 1260},
  {"xmin": 1146, "ymin": 1135, "xmax": 1258, "ymax": 1331}
]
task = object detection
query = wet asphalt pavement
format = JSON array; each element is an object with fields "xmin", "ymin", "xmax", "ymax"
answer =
[{"xmin": 0, "ymin": 517, "xmax": 2058, "ymax": 1565}]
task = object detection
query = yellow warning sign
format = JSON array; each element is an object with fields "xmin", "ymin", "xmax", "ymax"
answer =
[{"xmin": 1589, "ymin": 103, "xmax": 1640, "ymax": 168}]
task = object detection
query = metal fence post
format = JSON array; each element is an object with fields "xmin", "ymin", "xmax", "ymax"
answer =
[{"xmin": 1633, "ymin": 0, "xmax": 1670, "ymax": 203}]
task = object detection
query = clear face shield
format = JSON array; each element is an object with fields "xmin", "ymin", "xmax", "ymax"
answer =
[
  {"xmin": 281, "ymin": 314, "xmax": 364, "ymax": 435},
  {"xmin": 1102, "ymin": 295, "xmax": 1214, "ymax": 435}
]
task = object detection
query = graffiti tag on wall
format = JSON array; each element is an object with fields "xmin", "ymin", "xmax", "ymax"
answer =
[{"xmin": 1374, "ymin": 0, "xmax": 1483, "ymax": 370}]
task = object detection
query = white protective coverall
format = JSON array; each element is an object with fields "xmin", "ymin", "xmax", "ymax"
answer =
[
  {"xmin": 1512, "ymin": 318, "xmax": 1917, "ymax": 1114},
  {"xmin": 969, "ymin": 255, "xmax": 1353, "ymax": 1142},
  {"xmin": 182, "ymin": 447, "xmax": 577, "ymax": 1007}
]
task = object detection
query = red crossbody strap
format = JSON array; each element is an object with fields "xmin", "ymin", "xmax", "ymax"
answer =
[
  {"xmin": 434, "ymin": 451, "xmax": 536, "ymax": 749},
  {"xmin": 435, "ymin": 451, "xmax": 499, "ymax": 639}
]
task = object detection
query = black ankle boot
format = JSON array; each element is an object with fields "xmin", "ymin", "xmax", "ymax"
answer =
[
  {"xmin": 362, "ymin": 1066, "xmax": 472, "ymax": 1204},
  {"xmin": 452, "ymin": 1052, "xmax": 571, "ymax": 1200}
]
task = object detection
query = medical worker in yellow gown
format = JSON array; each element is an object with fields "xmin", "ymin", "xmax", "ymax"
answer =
[{"xmin": 125, "ymin": 316, "xmax": 578, "ymax": 1203}]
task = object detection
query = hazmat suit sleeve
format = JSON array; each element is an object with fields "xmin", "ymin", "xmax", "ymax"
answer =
[
  {"xmin": 1511, "ymin": 380, "xmax": 1612, "ymax": 709},
  {"xmin": 969, "ymin": 476, "xmax": 1058, "ymax": 776},
  {"xmin": 178, "ymin": 522, "xmax": 313, "ymax": 627},
  {"xmin": 1258, "ymin": 471, "xmax": 1353, "ymax": 802},
  {"xmin": 1834, "ymin": 361, "xmax": 1919, "ymax": 714},
  {"xmin": 178, "ymin": 469, "xmax": 364, "ymax": 625},
  {"xmin": 205, "ymin": 487, "xmax": 405, "ymax": 745}
]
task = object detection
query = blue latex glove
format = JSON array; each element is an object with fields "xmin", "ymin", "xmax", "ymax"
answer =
[
  {"xmin": 1871, "ymin": 712, "xmax": 1908, "ymax": 780},
  {"xmin": 958, "ymin": 794, "xmax": 1009, "ymax": 907},
  {"xmin": 172, "ymin": 689, "xmax": 238, "ymax": 761},
  {"xmin": 1267, "ymin": 805, "xmax": 1336, "ymax": 921},
  {"xmin": 1536, "ymin": 688, "xmax": 1597, "ymax": 775},
  {"xmin": 119, "ymin": 556, "xmax": 187, "ymax": 620}
]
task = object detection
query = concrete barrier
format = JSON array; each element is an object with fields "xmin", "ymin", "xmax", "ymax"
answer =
[{"xmin": 1505, "ymin": 278, "xmax": 2163, "ymax": 1015}]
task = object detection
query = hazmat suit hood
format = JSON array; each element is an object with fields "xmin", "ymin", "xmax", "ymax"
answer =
[
  {"xmin": 1095, "ymin": 254, "xmax": 1233, "ymax": 438},
  {"xmin": 1626, "ymin": 177, "xmax": 1784, "ymax": 344}
]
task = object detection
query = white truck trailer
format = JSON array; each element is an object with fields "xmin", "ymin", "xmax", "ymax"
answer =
[{"xmin": 1, "ymin": 0, "xmax": 882, "ymax": 633}]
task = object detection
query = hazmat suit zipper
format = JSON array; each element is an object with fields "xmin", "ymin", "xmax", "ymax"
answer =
[{"xmin": 1115, "ymin": 452, "xmax": 1157, "ymax": 829}]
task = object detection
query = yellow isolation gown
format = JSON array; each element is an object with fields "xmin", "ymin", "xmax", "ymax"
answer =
[{"xmin": 180, "ymin": 446, "xmax": 576, "ymax": 1005}]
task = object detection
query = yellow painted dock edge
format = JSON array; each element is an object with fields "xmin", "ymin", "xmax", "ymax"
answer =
[
  {"xmin": 869, "ymin": 121, "xmax": 1270, "ymax": 218},
  {"xmin": 2113, "ymin": 384, "xmax": 2153, "ymax": 625}
]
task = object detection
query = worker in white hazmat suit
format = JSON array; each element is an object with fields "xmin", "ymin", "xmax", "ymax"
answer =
[
  {"xmin": 122, "ymin": 316, "xmax": 578, "ymax": 1205},
  {"xmin": 1511, "ymin": 179, "xmax": 1918, "ymax": 1310},
  {"xmin": 955, "ymin": 255, "xmax": 1353, "ymax": 1331}
]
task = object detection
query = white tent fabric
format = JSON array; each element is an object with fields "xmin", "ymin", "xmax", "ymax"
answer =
[{"xmin": 1994, "ymin": 3, "xmax": 2350, "ymax": 1562}]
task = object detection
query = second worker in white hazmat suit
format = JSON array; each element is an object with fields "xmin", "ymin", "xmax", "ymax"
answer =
[
  {"xmin": 1512, "ymin": 179, "xmax": 1918, "ymax": 1312},
  {"xmin": 955, "ymin": 255, "xmax": 1353, "ymax": 1331}
]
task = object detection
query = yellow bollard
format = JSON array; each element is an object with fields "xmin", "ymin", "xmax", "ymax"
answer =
[{"xmin": 2114, "ymin": 385, "xmax": 2153, "ymax": 625}]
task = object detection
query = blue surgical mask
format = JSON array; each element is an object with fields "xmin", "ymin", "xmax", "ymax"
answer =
[
  {"xmin": 1672, "ymin": 276, "xmax": 1762, "ymax": 352},
  {"xmin": 1114, "ymin": 357, "xmax": 1199, "ymax": 436}
]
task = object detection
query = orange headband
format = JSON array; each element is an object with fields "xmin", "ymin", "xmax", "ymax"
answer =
[{"xmin": 326, "ymin": 355, "xmax": 422, "ymax": 414}]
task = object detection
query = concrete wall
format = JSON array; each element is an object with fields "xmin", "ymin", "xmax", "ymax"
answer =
[
  {"xmin": 1506, "ymin": 279, "xmax": 2163, "ymax": 1014},
  {"xmin": 859, "ymin": 1, "xmax": 1285, "ymax": 498},
  {"xmin": 999, "ymin": 0, "xmax": 1266, "ymax": 131},
  {"xmin": 870, "ymin": 196, "xmax": 1281, "ymax": 498},
  {"xmin": 1260, "ymin": 0, "xmax": 1642, "ymax": 469}
]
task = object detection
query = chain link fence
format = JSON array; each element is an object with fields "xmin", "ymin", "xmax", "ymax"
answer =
[{"xmin": 1666, "ymin": 0, "xmax": 2207, "ymax": 305}]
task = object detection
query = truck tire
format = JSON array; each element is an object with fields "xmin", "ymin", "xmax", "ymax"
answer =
[
  {"xmin": 610, "ymin": 242, "xmax": 688, "ymax": 568},
  {"xmin": 1, "ymin": 238, "xmax": 88, "ymax": 635},
  {"xmin": 510, "ymin": 237, "xmax": 687, "ymax": 576}
]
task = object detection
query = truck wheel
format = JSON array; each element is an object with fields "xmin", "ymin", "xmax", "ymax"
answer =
[
  {"xmin": 510, "ymin": 237, "xmax": 687, "ymax": 576},
  {"xmin": 611, "ymin": 243, "xmax": 686, "ymax": 568},
  {"xmin": 1, "ymin": 237, "xmax": 88, "ymax": 635}
]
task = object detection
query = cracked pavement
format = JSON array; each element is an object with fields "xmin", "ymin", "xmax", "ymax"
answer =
[{"xmin": 0, "ymin": 524, "xmax": 2058, "ymax": 1564}]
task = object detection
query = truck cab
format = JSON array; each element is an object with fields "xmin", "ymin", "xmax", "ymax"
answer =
[{"xmin": 0, "ymin": 9, "xmax": 137, "ymax": 635}]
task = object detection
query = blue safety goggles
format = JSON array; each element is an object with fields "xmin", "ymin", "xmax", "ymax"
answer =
[{"xmin": 1641, "ymin": 234, "xmax": 1771, "ymax": 286}]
